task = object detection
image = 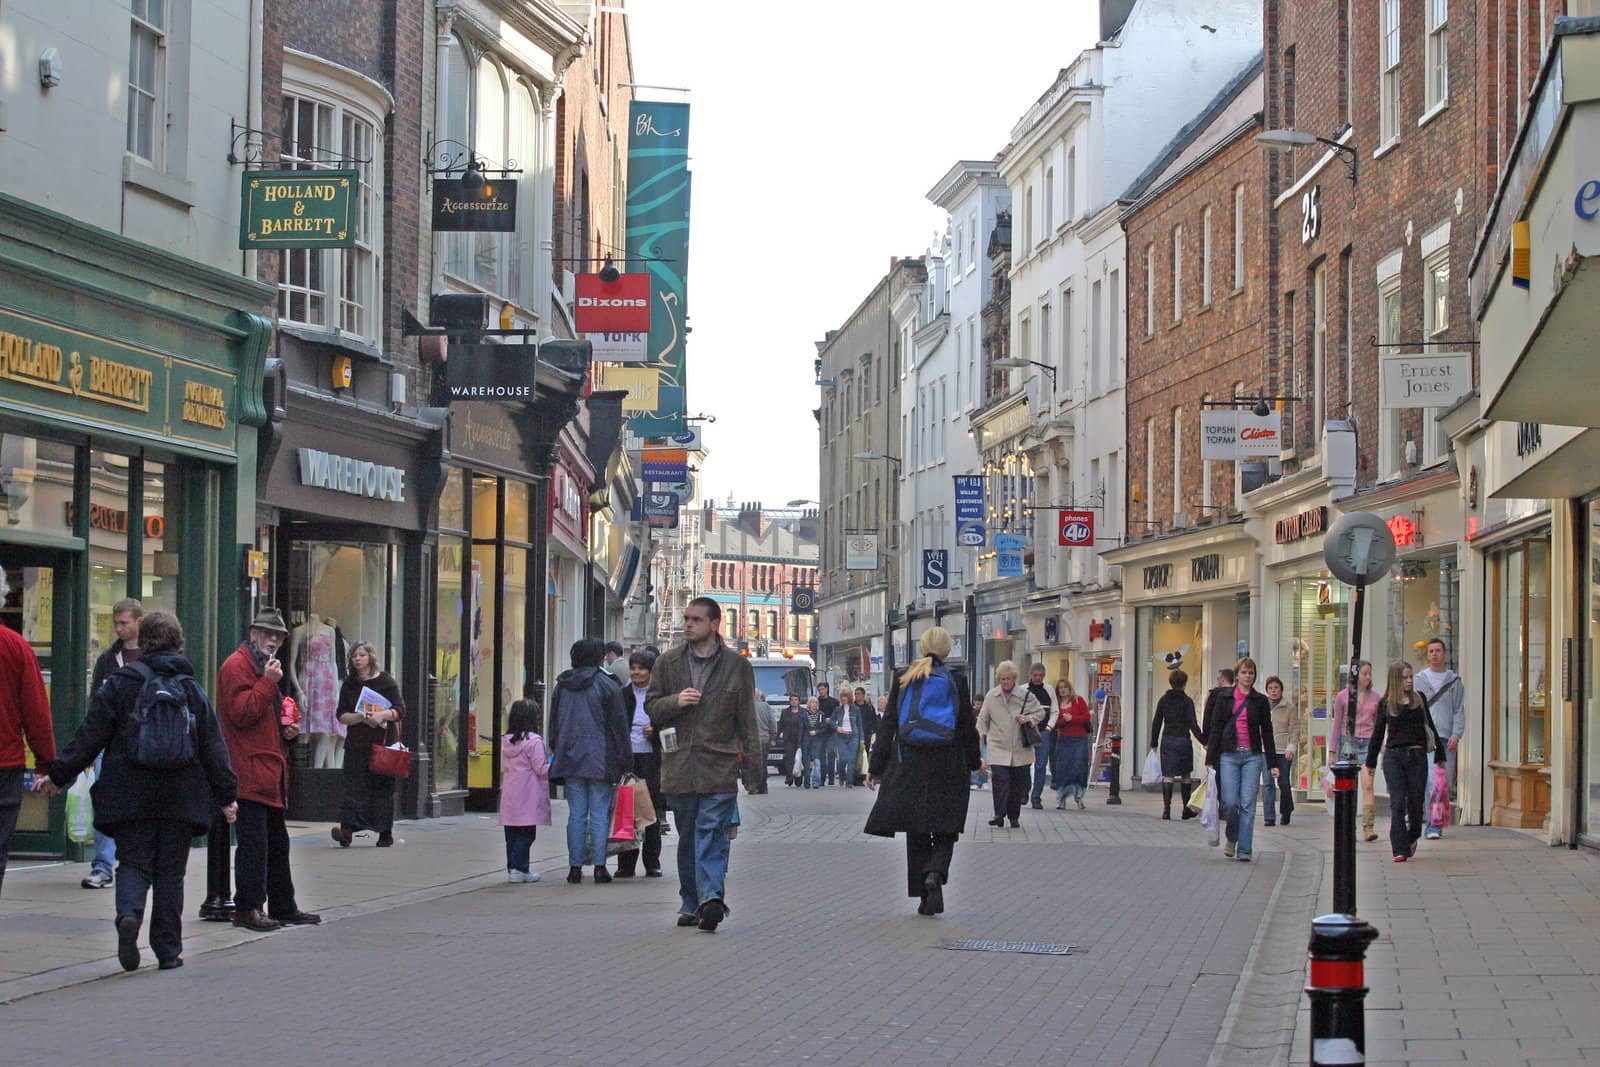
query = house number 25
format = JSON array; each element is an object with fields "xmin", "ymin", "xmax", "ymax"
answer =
[{"xmin": 1301, "ymin": 185, "xmax": 1321, "ymax": 244}]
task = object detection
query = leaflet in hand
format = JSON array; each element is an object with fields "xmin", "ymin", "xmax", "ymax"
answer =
[{"xmin": 358, "ymin": 686, "xmax": 392, "ymax": 718}]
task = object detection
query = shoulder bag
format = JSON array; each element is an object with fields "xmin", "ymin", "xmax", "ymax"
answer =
[{"xmin": 369, "ymin": 720, "xmax": 413, "ymax": 779}]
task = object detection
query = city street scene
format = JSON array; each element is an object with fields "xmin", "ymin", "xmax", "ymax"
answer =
[{"xmin": 3, "ymin": 1, "xmax": 1600, "ymax": 1064}]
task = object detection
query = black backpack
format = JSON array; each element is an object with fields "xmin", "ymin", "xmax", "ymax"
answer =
[{"xmin": 124, "ymin": 662, "xmax": 199, "ymax": 769}]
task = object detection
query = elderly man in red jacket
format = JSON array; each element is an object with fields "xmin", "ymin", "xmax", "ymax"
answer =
[
  {"xmin": 1, "ymin": 563, "xmax": 56, "ymax": 897},
  {"xmin": 217, "ymin": 608, "xmax": 319, "ymax": 932}
]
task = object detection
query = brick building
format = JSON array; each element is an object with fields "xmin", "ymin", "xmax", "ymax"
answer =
[
  {"xmin": 1105, "ymin": 57, "xmax": 1265, "ymax": 735},
  {"xmin": 701, "ymin": 503, "xmax": 820, "ymax": 654}
]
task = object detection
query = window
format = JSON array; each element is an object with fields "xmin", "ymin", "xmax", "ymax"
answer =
[
  {"xmin": 968, "ymin": 212, "xmax": 978, "ymax": 269},
  {"xmin": 1311, "ymin": 263, "xmax": 1327, "ymax": 450},
  {"xmin": 1108, "ymin": 270, "xmax": 1122, "ymax": 385},
  {"xmin": 1426, "ymin": 0, "xmax": 1449, "ymax": 111},
  {"xmin": 1043, "ymin": 167, "xmax": 1055, "ymax": 234},
  {"xmin": 1377, "ymin": 261, "xmax": 1404, "ymax": 478},
  {"xmin": 1232, "ymin": 185, "xmax": 1246, "ymax": 290},
  {"xmin": 1066, "ymin": 147, "xmax": 1077, "ymax": 222},
  {"xmin": 1171, "ymin": 226, "xmax": 1184, "ymax": 322},
  {"xmin": 1144, "ymin": 418, "xmax": 1156, "ymax": 523},
  {"xmin": 277, "ymin": 87, "xmax": 383, "ymax": 343},
  {"xmin": 954, "ymin": 329, "xmax": 963, "ymax": 407},
  {"xmin": 1201, "ymin": 393, "xmax": 1214, "ymax": 509},
  {"xmin": 1380, "ymin": 0, "xmax": 1401, "ymax": 143},
  {"xmin": 1201, "ymin": 207, "xmax": 1214, "ymax": 306},
  {"xmin": 1024, "ymin": 187, "xmax": 1035, "ymax": 251},
  {"xmin": 128, "ymin": 0, "xmax": 166, "ymax": 163},
  {"xmin": 1061, "ymin": 285, "xmax": 1075, "ymax": 393},
  {"xmin": 1492, "ymin": 540, "xmax": 1550, "ymax": 768},
  {"xmin": 1090, "ymin": 279, "xmax": 1104, "ymax": 396},
  {"xmin": 968, "ymin": 320, "xmax": 978, "ymax": 405},
  {"xmin": 1144, "ymin": 244, "xmax": 1156, "ymax": 336},
  {"xmin": 1039, "ymin": 303, "xmax": 1052, "ymax": 399},
  {"xmin": 1171, "ymin": 407, "xmax": 1184, "ymax": 517},
  {"xmin": 954, "ymin": 223, "xmax": 964, "ymax": 274},
  {"xmin": 1341, "ymin": 0, "xmax": 1354, "ymax": 125},
  {"xmin": 1342, "ymin": 251, "xmax": 1355, "ymax": 413},
  {"xmin": 1422, "ymin": 246, "xmax": 1451, "ymax": 462}
]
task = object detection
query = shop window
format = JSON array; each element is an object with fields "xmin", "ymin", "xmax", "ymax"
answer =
[
  {"xmin": 1280, "ymin": 577, "xmax": 1348, "ymax": 799},
  {"xmin": 1135, "ymin": 604, "xmax": 1205, "ymax": 763},
  {"xmin": 1382, "ymin": 556, "xmax": 1458, "ymax": 668},
  {"xmin": 467, "ymin": 543, "xmax": 497, "ymax": 788},
  {"xmin": 1493, "ymin": 540, "xmax": 1549, "ymax": 766},
  {"xmin": 1585, "ymin": 504, "xmax": 1600, "ymax": 841},
  {"xmin": 440, "ymin": 468, "xmax": 466, "ymax": 533},
  {"xmin": 1376, "ymin": 275, "xmax": 1403, "ymax": 479},
  {"xmin": 141, "ymin": 461, "xmax": 172, "ymax": 613},
  {"xmin": 435, "ymin": 536, "xmax": 465, "ymax": 793}
]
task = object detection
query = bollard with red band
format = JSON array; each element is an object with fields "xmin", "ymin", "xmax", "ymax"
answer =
[
  {"xmin": 1105, "ymin": 732, "xmax": 1122, "ymax": 805},
  {"xmin": 1306, "ymin": 760, "xmax": 1379, "ymax": 1065}
]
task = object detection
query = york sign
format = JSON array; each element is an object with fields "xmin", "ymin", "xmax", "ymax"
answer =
[{"xmin": 297, "ymin": 448, "xmax": 406, "ymax": 503}]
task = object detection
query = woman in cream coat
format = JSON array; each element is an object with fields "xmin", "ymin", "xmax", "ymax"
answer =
[{"xmin": 975, "ymin": 661, "xmax": 1046, "ymax": 829}]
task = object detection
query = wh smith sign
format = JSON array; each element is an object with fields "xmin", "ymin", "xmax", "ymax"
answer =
[{"xmin": 575, "ymin": 273, "xmax": 650, "ymax": 333}]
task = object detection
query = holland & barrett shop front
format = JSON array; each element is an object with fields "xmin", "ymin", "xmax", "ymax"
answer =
[{"xmin": 0, "ymin": 195, "xmax": 272, "ymax": 859}]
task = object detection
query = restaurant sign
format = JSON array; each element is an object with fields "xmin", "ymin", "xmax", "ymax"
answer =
[
  {"xmin": 239, "ymin": 169, "xmax": 357, "ymax": 249},
  {"xmin": 0, "ymin": 307, "xmax": 235, "ymax": 452}
]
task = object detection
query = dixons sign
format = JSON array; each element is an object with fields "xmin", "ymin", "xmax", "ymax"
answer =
[{"xmin": 575, "ymin": 273, "xmax": 650, "ymax": 334}]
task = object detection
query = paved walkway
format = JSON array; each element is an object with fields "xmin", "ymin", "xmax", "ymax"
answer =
[{"xmin": 2, "ymin": 779, "xmax": 1597, "ymax": 1065}]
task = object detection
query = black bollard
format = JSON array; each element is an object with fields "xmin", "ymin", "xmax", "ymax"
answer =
[
  {"xmin": 1305, "ymin": 760, "xmax": 1378, "ymax": 1065},
  {"xmin": 1106, "ymin": 732, "xmax": 1122, "ymax": 805},
  {"xmin": 198, "ymin": 811, "xmax": 234, "ymax": 921}
]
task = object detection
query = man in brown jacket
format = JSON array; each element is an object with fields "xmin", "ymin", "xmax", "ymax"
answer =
[{"xmin": 645, "ymin": 597, "xmax": 761, "ymax": 932}]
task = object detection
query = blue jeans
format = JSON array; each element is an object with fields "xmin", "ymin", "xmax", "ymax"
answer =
[
  {"xmin": 91, "ymin": 755, "xmax": 115, "ymax": 875},
  {"xmin": 1261, "ymin": 754, "xmax": 1295, "ymax": 823},
  {"xmin": 112, "ymin": 818, "xmax": 192, "ymax": 964},
  {"xmin": 1427, "ymin": 746, "xmax": 1456, "ymax": 834},
  {"xmin": 832, "ymin": 734, "xmax": 860, "ymax": 785},
  {"xmin": 803, "ymin": 737, "xmax": 828, "ymax": 787},
  {"xmin": 1217, "ymin": 751, "xmax": 1264, "ymax": 857},
  {"xmin": 564, "ymin": 778, "xmax": 614, "ymax": 868},
  {"xmin": 1030, "ymin": 736, "xmax": 1054, "ymax": 802},
  {"xmin": 504, "ymin": 826, "xmax": 538, "ymax": 873},
  {"xmin": 665, "ymin": 792, "xmax": 737, "ymax": 915}
]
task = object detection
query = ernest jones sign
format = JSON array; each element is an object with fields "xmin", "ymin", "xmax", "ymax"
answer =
[
  {"xmin": 1379, "ymin": 352, "xmax": 1471, "ymax": 410},
  {"xmin": 239, "ymin": 170, "xmax": 357, "ymax": 249}
]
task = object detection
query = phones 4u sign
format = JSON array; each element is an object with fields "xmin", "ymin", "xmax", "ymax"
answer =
[{"xmin": 1058, "ymin": 509, "xmax": 1094, "ymax": 547}]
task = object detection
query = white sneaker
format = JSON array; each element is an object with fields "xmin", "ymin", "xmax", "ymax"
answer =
[
  {"xmin": 1424, "ymin": 829, "xmax": 1442, "ymax": 840},
  {"xmin": 507, "ymin": 870, "xmax": 526, "ymax": 883},
  {"xmin": 523, "ymin": 870, "xmax": 541, "ymax": 883}
]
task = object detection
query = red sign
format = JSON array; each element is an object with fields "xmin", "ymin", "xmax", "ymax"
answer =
[
  {"xmin": 1058, "ymin": 509, "xmax": 1095, "ymax": 547},
  {"xmin": 574, "ymin": 273, "xmax": 650, "ymax": 333},
  {"xmin": 1387, "ymin": 514, "xmax": 1418, "ymax": 547}
]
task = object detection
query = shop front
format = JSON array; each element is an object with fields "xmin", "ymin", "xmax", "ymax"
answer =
[
  {"xmin": 1104, "ymin": 522, "xmax": 1256, "ymax": 778},
  {"xmin": 0, "ymin": 194, "xmax": 273, "ymax": 858},
  {"xmin": 818, "ymin": 588, "xmax": 886, "ymax": 694},
  {"xmin": 256, "ymin": 399, "xmax": 439, "ymax": 821}
]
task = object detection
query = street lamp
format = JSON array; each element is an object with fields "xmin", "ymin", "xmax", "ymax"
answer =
[
  {"xmin": 853, "ymin": 452, "xmax": 902, "ymax": 467},
  {"xmin": 1256, "ymin": 127, "xmax": 1358, "ymax": 184},
  {"xmin": 990, "ymin": 356, "xmax": 1057, "ymax": 394},
  {"xmin": 786, "ymin": 498, "xmax": 818, "ymax": 506}
]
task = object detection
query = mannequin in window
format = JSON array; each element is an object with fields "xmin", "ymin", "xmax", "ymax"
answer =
[{"xmin": 289, "ymin": 612, "xmax": 345, "ymax": 768}]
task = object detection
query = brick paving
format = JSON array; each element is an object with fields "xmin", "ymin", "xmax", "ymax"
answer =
[{"xmin": 2, "ymin": 781, "xmax": 1597, "ymax": 1064}]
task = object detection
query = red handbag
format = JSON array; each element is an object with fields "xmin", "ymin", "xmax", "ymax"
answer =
[{"xmin": 369, "ymin": 720, "xmax": 412, "ymax": 780}]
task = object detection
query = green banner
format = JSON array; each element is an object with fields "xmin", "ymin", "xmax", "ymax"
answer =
[
  {"xmin": 625, "ymin": 102, "xmax": 690, "ymax": 438},
  {"xmin": 0, "ymin": 306, "xmax": 236, "ymax": 454},
  {"xmin": 239, "ymin": 169, "xmax": 358, "ymax": 250}
]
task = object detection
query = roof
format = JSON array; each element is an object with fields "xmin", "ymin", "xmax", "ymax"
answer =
[{"xmin": 1120, "ymin": 52, "xmax": 1264, "ymax": 204}]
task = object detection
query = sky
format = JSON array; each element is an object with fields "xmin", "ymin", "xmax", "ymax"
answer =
[{"xmin": 623, "ymin": 0, "xmax": 1101, "ymax": 508}]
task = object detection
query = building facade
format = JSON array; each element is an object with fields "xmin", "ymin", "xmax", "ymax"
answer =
[{"xmin": 700, "ymin": 503, "xmax": 819, "ymax": 656}]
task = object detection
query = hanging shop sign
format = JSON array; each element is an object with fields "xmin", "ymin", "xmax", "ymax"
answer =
[
  {"xmin": 640, "ymin": 447, "xmax": 688, "ymax": 483},
  {"xmin": 1043, "ymin": 616, "xmax": 1060, "ymax": 643},
  {"xmin": 845, "ymin": 533, "xmax": 880, "ymax": 571},
  {"xmin": 431, "ymin": 177, "xmax": 518, "ymax": 232},
  {"xmin": 586, "ymin": 331, "xmax": 648, "ymax": 363},
  {"xmin": 624, "ymin": 100, "xmax": 691, "ymax": 437},
  {"xmin": 575, "ymin": 273, "xmax": 650, "ymax": 333},
  {"xmin": 922, "ymin": 549, "xmax": 949, "ymax": 589},
  {"xmin": 1200, "ymin": 409, "xmax": 1282, "ymax": 459},
  {"xmin": 296, "ymin": 448, "xmax": 406, "ymax": 503},
  {"xmin": 1379, "ymin": 352, "xmax": 1472, "ymax": 410},
  {"xmin": 239, "ymin": 169, "xmax": 357, "ymax": 249},
  {"xmin": 445, "ymin": 343, "xmax": 534, "ymax": 401},
  {"xmin": 0, "ymin": 307, "xmax": 235, "ymax": 452},
  {"xmin": 995, "ymin": 532, "xmax": 1025, "ymax": 578},
  {"xmin": 1089, "ymin": 618, "xmax": 1113, "ymax": 641},
  {"xmin": 1387, "ymin": 514, "xmax": 1419, "ymax": 547},
  {"xmin": 790, "ymin": 587, "xmax": 816, "ymax": 614},
  {"xmin": 1057, "ymin": 509, "xmax": 1095, "ymax": 547},
  {"xmin": 954, "ymin": 474, "xmax": 986, "ymax": 547},
  {"xmin": 1274, "ymin": 505, "xmax": 1328, "ymax": 544},
  {"xmin": 642, "ymin": 491, "xmax": 678, "ymax": 529}
]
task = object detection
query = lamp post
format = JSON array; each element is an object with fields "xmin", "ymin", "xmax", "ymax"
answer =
[
  {"xmin": 1256, "ymin": 128, "xmax": 1359, "ymax": 184},
  {"xmin": 990, "ymin": 356, "xmax": 1058, "ymax": 394}
]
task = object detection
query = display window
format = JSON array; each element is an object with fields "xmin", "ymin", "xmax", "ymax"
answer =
[
  {"xmin": 1491, "ymin": 540, "xmax": 1550, "ymax": 766},
  {"xmin": 1585, "ymin": 503, "xmax": 1600, "ymax": 842},
  {"xmin": 1378, "ymin": 555, "xmax": 1459, "ymax": 670},
  {"xmin": 1135, "ymin": 605, "xmax": 1204, "ymax": 769},
  {"xmin": 1279, "ymin": 576, "xmax": 1348, "ymax": 799}
]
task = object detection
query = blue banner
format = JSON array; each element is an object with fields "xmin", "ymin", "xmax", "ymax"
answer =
[
  {"xmin": 922, "ymin": 549, "xmax": 949, "ymax": 589},
  {"xmin": 954, "ymin": 474, "xmax": 985, "ymax": 547},
  {"xmin": 995, "ymin": 533, "xmax": 1025, "ymax": 578},
  {"xmin": 625, "ymin": 101, "xmax": 691, "ymax": 438}
]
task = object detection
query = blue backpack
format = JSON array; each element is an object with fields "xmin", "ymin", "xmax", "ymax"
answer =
[
  {"xmin": 897, "ymin": 666, "xmax": 958, "ymax": 747},
  {"xmin": 123, "ymin": 662, "xmax": 199, "ymax": 770}
]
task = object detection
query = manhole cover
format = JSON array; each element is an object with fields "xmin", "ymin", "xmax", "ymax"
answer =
[{"xmin": 938, "ymin": 938, "xmax": 1073, "ymax": 956}]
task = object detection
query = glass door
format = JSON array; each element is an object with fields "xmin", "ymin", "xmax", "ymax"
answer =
[{"xmin": 1, "ymin": 547, "xmax": 83, "ymax": 856}]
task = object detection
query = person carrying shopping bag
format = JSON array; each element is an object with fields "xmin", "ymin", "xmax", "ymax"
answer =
[{"xmin": 1203, "ymin": 658, "xmax": 1277, "ymax": 862}]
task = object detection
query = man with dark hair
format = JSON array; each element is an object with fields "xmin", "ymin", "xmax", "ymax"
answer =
[
  {"xmin": 853, "ymin": 687, "xmax": 877, "ymax": 754},
  {"xmin": 1201, "ymin": 668, "xmax": 1236, "ymax": 744},
  {"xmin": 1, "ymin": 563, "xmax": 55, "ymax": 897},
  {"xmin": 815, "ymin": 681, "xmax": 840, "ymax": 785},
  {"xmin": 80, "ymin": 597, "xmax": 144, "ymax": 889},
  {"xmin": 602, "ymin": 640, "xmax": 628, "ymax": 685},
  {"xmin": 549, "ymin": 638, "xmax": 633, "ymax": 883},
  {"xmin": 1415, "ymin": 637, "xmax": 1464, "ymax": 838},
  {"xmin": 1025, "ymin": 663, "xmax": 1054, "ymax": 809},
  {"xmin": 646, "ymin": 596, "xmax": 761, "ymax": 931},
  {"xmin": 217, "ymin": 608, "xmax": 320, "ymax": 932}
]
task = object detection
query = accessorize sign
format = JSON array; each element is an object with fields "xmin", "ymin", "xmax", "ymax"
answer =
[
  {"xmin": 1379, "ymin": 352, "xmax": 1471, "ymax": 410},
  {"xmin": 431, "ymin": 177, "xmax": 518, "ymax": 232},
  {"xmin": 239, "ymin": 169, "xmax": 357, "ymax": 249},
  {"xmin": 0, "ymin": 307, "xmax": 234, "ymax": 451},
  {"xmin": 297, "ymin": 448, "xmax": 406, "ymax": 502}
]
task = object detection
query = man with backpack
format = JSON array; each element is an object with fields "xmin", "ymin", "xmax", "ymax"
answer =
[
  {"xmin": 35, "ymin": 611, "xmax": 237, "ymax": 971},
  {"xmin": 1415, "ymin": 638, "xmax": 1465, "ymax": 839},
  {"xmin": 864, "ymin": 627, "xmax": 982, "ymax": 917},
  {"xmin": 218, "ymin": 608, "xmax": 320, "ymax": 933}
]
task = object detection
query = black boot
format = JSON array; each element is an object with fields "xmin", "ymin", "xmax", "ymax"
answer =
[
  {"xmin": 1161, "ymin": 782, "xmax": 1173, "ymax": 820},
  {"xmin": 1180, "ymin": 781, "xmax": 1196, "ymax": 819}
]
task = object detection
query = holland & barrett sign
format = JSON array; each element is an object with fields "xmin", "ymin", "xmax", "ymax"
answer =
[{"xmin": 240, "ymin": 170, "xmax": 357, "ymax": 249}]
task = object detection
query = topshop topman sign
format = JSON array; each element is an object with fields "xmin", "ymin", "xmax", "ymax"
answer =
[
  {"xmin": 1200, "ymin": 409, "xmax": 1282, "ymax": 460},
  {"xmin": 239, "ymin": 170, "xmax": 357, "ymax": 249}
]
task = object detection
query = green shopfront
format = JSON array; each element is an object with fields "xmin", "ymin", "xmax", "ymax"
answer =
[{"xmin": 0, "ymin": 194, "xmax": 273, "ymax": 859}]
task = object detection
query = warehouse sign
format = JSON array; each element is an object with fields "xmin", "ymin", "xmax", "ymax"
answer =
[{"xmin": 239, "ymin": 170, "xmax": 357, "ymax": 249}]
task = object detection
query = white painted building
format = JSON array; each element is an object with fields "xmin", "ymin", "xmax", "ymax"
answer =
[
  {"xmin": 891, "ymin": 162, "xmax": 1009, "ymax": 671},
  {"xmin": 995, "ymin": 0, "xmax": 1262, "ymax": 697}
]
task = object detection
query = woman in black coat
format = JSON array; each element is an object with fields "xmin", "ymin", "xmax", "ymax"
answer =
[
  {"xmin": 1149, "ymin": 669, "xmax": 1205, "ymax": 820},
  {"xmin": 777, "ymin": 694, "xmax": 804, "ymax": 787},
  {"xmin": 332, "ymin": 641, "xmax": 404, "ymax": 847},
  {"xmin": 865, "ymin": 627, "xmax": 982, "ymax": 916},
  {"xmin": 35, "ymin": 611, "xmax": 238, "ymax": 972}
]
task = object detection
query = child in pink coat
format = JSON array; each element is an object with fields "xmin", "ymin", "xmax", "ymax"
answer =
[{"xmin": 500, "ymin": 700, "xmax": 552, "ymax": 882}]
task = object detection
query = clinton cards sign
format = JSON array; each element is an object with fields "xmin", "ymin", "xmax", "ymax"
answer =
[{"xmin": 1200, "ymin": 409, "xmax": 1282, "ymax": 460}]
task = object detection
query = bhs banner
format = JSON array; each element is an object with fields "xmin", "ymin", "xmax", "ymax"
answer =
[{"xmin": 625, "ymin": 102, "xmax": 691, "ymax": 437}]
